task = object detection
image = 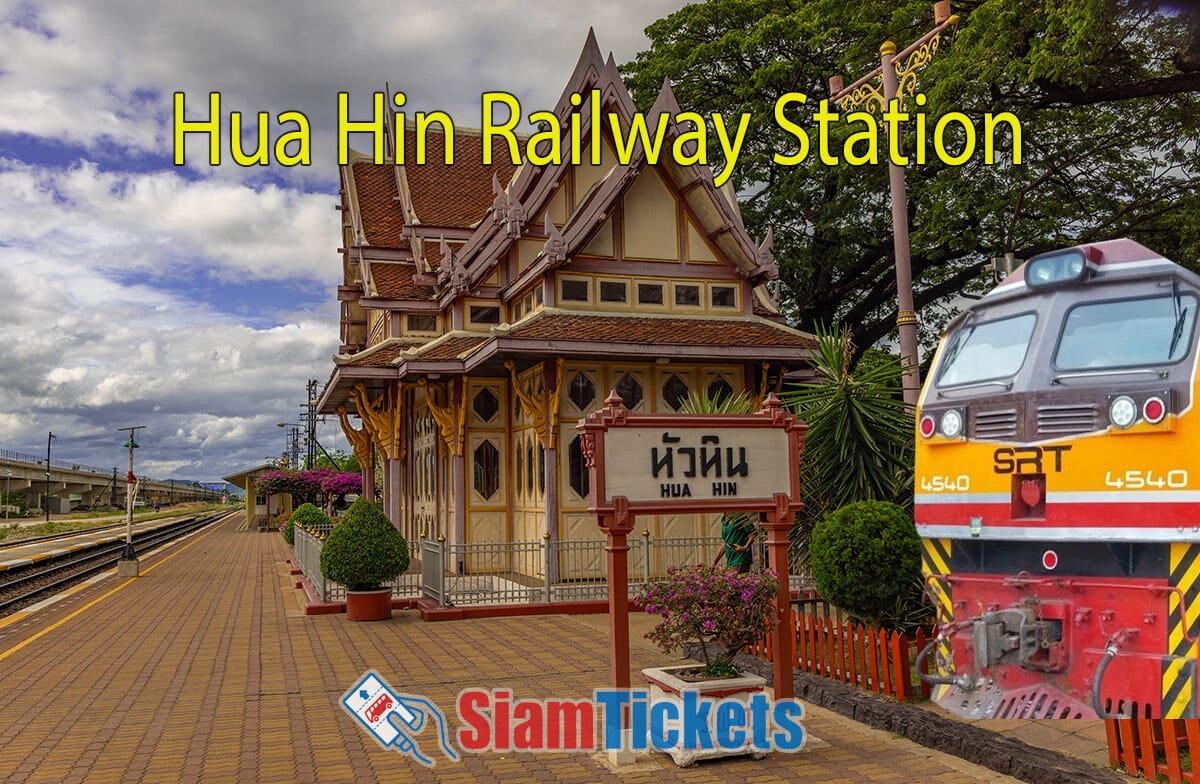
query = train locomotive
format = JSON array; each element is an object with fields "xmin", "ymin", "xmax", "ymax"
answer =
[{"xmin": 916, "ymin": 238, "xmax": 1200, "ymax": 719}]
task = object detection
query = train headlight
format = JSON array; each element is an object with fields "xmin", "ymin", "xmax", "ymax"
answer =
[
  {"xmin": 1143, "ymin": 396, "xmax": 1167, "ymax": 424},
  {"xmin": 919, "ymin": 415, "xmax": 936, "ymax": 438},
  {"xmin": 1025, "ymin": 249, "xmax": 1088, "ymax": 288},
  {"xmin": 1109, "ymin": 395, "xmax": 1138, "ymax": 428},
  {"xmin": 939, "ymin": 409, "xmax": 964, "ymax": 438}
]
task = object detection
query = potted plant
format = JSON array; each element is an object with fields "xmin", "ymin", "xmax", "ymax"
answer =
[
  {"xmin": 639, "ymin": 563, "xmax": 780, "ymax": 765},
  {"xmin": 319, "ymin": 498, "xmax": 409, "ymax": 621}
]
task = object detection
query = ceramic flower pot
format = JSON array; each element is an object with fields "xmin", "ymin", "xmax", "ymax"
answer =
[
  {"xmin": 345, "ymin": 588, "xmax": 393, "ymax": 621},
  {"xmin": 641, "ymin": 665, "xmax": 769, "ymax": 767}
]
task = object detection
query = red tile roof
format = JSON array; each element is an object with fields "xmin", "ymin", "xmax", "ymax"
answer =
[
  {"xmin": 404, "ymin": 128, "xmax": 520, "ymax": 229},
  {"xmin": 341, "ymin": 339, "xmax": 426, "ymax": 367},
  {"xmin": 505, "ymin": 313, "xmax": 816, "ymax": 349},
  {"xmin": 369, "ymin": 262, "xmax": 435, "ymax": 300},
  {"xmin": 350, "ymin": 162, "xmax": 405, "ymax": 248},
  {"xmin": 414, "ymin": 335, "xmax": 489, "ymax": 361}
]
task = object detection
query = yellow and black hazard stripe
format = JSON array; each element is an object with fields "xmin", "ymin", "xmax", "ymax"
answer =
[
  {"xmin": 922, "ymin": 538, "xmax": 954, "ymax": 700},
  {"xmin": 1164, "ymin": 543, "xmax": 1200, "ymax": 718}
]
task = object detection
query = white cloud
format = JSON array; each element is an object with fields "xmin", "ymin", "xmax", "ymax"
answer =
[
  {"xmin": 0, "ymin": 159, "xmax": 339, "ymax": 282},
  {"xmin": 0, "ymin": 0, "xmax": 682, "ymax": 170},
  {"xmin": 0, "ymin": 0, "xmax": 686, "ymax": 481}
]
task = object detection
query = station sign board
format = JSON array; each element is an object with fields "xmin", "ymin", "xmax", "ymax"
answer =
[{"xmin": 577, "ymin": 391, "xmax": 805, "ymax": 516}]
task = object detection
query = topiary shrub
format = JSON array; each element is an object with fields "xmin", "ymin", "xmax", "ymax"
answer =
[
  {"xmin": 319, "ymin": 498, "xmax": 409, "ymax": 591},
  {"xmin": 287, "ymin": 502, "xmax": 330, "ymax": 545},
  {"xmin": 809, "ymin": 500, "xmax": 923, "ymax": 630}
]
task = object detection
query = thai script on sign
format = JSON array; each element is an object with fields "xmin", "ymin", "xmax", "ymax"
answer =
[{"xmin": 651, "ymin": 433, "xmax": 749, "ymax": 480}]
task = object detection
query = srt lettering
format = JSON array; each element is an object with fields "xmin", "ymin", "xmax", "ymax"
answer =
[{"xmin": 993, "ymin": 446, "xmax": 1071, "ymax": 474}]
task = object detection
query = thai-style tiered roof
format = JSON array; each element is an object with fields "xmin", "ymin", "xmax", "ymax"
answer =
[{"xmin": 318, "ymin": 30, "xmax": 810, "ymax": 415}]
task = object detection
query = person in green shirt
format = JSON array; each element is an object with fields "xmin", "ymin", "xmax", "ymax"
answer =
[{"xmin": 720, "ymin": 513, "xmax": 755, "ymax": 573}]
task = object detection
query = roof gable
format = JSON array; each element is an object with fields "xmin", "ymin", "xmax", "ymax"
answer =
[{"xmin": 448, "ymin": 39, "xmax": 777, "ymax": 300}]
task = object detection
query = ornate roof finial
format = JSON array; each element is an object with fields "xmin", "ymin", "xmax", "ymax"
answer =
[
  {"xmin": 751, "ymin": 227, "xmax": 779, "ymax": 281},
  {"xmin": 435, "ymin": 236, "xmax": 470, "ymax": 295},
  {"xmin": 505, "ymin": 195, "xmax": 525, "ymax": 238},
  {"xmin": 543, "ymin": 212, "xmax": 566, "ymax": 266},
  {"xmin": 491, "ymin": 172, "xmax": 509, "ymax": 227},
  {"xmin": 436, "ymin": 236, "xmax": 455, "ymax": 287}
]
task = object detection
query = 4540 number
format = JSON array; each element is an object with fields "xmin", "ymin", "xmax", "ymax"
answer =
[
  {"xmin": 920, "ymin": 475, "xmax": 970, "ymax": 492},
  {"xmin": 1104, "ymin": 469, "xmax": 1189, "ymax": 489}
]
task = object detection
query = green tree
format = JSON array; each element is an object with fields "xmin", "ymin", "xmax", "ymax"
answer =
[
  {"xmin": 624, "ymin": 1, "xmax": 1200, "ymax": 355},
  {"xmin": 313, "ymin": 449, "xmax": 360, "ymax": 474}
]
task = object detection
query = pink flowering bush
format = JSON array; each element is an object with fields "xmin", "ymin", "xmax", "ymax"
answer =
[
  {"xmin": 258, "ymin": 469, "xmax": 361, "ymax": 506},
  {"xmin": 318, "ymin": 471, "xmax": 361, "ymax": 497},
  {"xmin": 641, "ymin": 564, "xmax": 780, "ymax": 677}
]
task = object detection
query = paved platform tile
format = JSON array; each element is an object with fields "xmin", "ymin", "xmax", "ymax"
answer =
[{"xmin": 0, "ymin": 517, "xmax": 1043, "ymax": 783}]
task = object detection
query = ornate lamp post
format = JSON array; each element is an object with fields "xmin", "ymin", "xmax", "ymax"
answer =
[
  {"xmin": 117, "ymin": 425, "xmax": 146, "ymax": 576},
  {"xmin": 830, "ymin": 1, "xmax": 960, "ymax": 406}
]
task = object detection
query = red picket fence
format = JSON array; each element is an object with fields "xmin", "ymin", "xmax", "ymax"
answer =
[
  {"xmin": 748, "ymin": 593, "xmax": 934, "ymax": 702},
  {"xmin": 1107, "ymin": 719, "xmax": 1200, "ymax": 783}
]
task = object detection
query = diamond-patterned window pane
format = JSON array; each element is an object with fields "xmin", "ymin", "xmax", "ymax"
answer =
[
  {"xmin": 663, "ymin": 374, "xmax": 689, "ymax": 411},
  {"xmin": 708, "ymin": 376, "xmax": 734, "ymax": 405},
  {"xmin": 515, "ymin": 444, "xmax": 524, "ymax": 498},
  {"xmin": 615, "ymin": 373, "xmax": 643, "ymax": 409},
  {"xmin": 526, "ymin": 442, "xmax": 535, "ymax": 495},
  {"xmin": 568, "ymin": 435, "xmax": 589, "ymax": 498},
  {"xmin": 568, "ymin": 372, "xmax": 595, "ymax": 410},
  {"xmin": 473, "ymin": 440, "xmax": 500, "ymax": 500},
  {"xmin": 473, "ymin": 387, "xmax": 499, "ymax": 423}
]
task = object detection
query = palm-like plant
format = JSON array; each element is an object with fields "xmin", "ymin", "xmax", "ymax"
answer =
[
  {"xmin": 781, "ymin": 325, "xmax": 915, "ymax": 563},
  {"xmin": 679, "ymin": 388, "xmax": 758, "ymax": 416}
]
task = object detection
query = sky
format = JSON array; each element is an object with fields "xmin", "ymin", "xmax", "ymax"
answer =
[{"xmin": 0, "ymin": 0, "xmax": 683, "ymax": 484}]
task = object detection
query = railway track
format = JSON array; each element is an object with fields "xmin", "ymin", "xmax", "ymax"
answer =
[{"xmin": 0, "ymin": 511, "xmax": 233, "ymax": 617}]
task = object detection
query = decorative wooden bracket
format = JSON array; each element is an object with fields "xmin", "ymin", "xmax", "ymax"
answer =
[
  {"xmin": 506, "ymin": 360, "xmax": 562, "ymax": 449},
  {"xmin": 349, "ymin": 382, "xmax": 404, "ymax": 462},
  {"xmin": 580, "ymin": 430, "xmax": 596, "ymax": 468},
  {"xmin": 336, "ymin": 405, "xmax": 373, "ymax": 468},
  {"xmin": 419, "ymin": 379, "xmax": 464, "ymax": 456}
]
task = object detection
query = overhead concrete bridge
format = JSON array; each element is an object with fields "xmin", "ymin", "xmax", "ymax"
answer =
[{"xmin": 0, "ymin": 448, "xmax": 223, "ymax": 513}]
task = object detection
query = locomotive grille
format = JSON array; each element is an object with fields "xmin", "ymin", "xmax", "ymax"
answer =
[
  {"xmin": 994, "ymin": 685, "xmax": 1093, "ymax": 719},
  {"xmin": 972, "ymin": 408, "xmax": 1018, "ymax": 440},
  {"xmin": 1036, "ymin": 403, "xmax": 1099, "ymax": 437}
]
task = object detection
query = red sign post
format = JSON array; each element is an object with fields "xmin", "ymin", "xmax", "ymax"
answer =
[{"xmin": 577, "ymin": 391, "xmax": 806, "ymax": 698}]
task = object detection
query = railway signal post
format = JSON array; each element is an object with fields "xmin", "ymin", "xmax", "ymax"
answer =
[{"xmin": 117, "ymin": 425, "xmax": 146, "ymax": 578}]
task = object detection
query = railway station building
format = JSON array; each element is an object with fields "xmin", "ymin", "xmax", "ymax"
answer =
[{"xmin": 316, "ymin": 34, "xmax": 817, "ymax": 551}]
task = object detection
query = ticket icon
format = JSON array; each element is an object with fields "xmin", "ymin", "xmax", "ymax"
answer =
[{"xmin": 341, "ymin": 670, "xmax": 458, "ymax": 767}]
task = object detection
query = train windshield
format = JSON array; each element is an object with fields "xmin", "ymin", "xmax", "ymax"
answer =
[
  {"xmin": 1055, "ymin": 293, "xmax": 1197, "ymax": 370},
  {"xmin": 936, "ymin": 312, "xmax": 1037, "ymax": 387}
]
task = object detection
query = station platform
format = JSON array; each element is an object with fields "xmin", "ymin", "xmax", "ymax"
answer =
[
  {"xmin": 0, "ymin": 514, "xmax": 1034, "ymax": 783},
  {"xmin": 0, "ymin": 514, "xmax": 205, "ymax": 572}
]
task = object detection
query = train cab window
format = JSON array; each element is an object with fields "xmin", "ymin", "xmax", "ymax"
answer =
[
  {"xmin": 1055, "ymin": 294, "xmax": 1198, "ymax": 370},
  {"xmin": 936, "ymin": 313, "xmax": 1037, "ymax": 387}
]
